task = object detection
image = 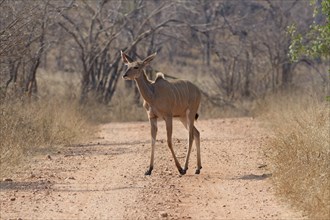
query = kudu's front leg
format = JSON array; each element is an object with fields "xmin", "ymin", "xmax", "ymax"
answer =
[
  {"xmin": 182, "ymin": 124, "xmax": 194, "ymax": 175},
  {"xmin": 145, "ymin": 117, "xmax": 157, "ymax": 175}
]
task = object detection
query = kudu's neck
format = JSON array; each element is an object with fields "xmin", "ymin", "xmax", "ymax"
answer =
[{"xmin": 135, "ymin": 70, "xmax": 154, "ymax": 103}]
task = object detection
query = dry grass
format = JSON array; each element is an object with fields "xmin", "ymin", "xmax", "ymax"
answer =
[
  {"xmin": 0, "ymin": 99, "xmax": 92, "ymax": 178},
  {"xmin": 0, "ymin": 71, "xmax": 93, "ymax": 178},
  {"xmin": 261, "ymin": 92, "xmax": 330, "ymax": 219}
]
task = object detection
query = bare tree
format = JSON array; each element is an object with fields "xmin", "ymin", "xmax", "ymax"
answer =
[
  {"xmin": 197, "ymin": 0, "xmax": 315, "ymax": 104},
  {"xmin": 0, "ymin": 0, "xmax": 51, "ymax": 99},
  {"xmin": 259, "ymin": 0, "xmax": 313, "ymax": 89},
  {"xmin": 55, "ymin": 0, "xmax": 181, "ymax": 104}
]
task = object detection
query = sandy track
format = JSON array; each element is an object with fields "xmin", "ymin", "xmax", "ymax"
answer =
[{"xmin": 0, "ymin": 118, "xmax": 306, "ymax": 219}]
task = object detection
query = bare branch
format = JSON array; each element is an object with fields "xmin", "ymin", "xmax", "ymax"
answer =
[{"xmin": 58, "ymin": 22, "xmax": 85, "ymax": 56}]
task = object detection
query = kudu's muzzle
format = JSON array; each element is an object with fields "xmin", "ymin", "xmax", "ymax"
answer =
[{"xmin": 122, "ymin": 70, "xmax": 129, "ymax": 79}]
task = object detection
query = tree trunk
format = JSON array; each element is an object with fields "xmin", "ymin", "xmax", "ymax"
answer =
[{"xmin": 281, "ymin": 62, "xmax": 293, "ymax": 89}]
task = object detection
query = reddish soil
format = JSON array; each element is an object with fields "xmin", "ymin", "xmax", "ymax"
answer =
[{"xmin": 0, "ymin": 118, "xmax": 306, "ymax": 219}]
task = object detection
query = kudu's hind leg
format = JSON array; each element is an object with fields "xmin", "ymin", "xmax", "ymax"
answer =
[
  {"xmin": 181, "ymin": 114, "xmax": 202, "ymax": 174},
  {"xmin": 165, "ymin": 117, "xmax": 185, "ymax": 175},
  {"xmin": 145, "ymin": 117, "xmax": 157, "ymax": 175},
  {"xmin": 194, "ymin": 126, "xmax": 202, "ymax": 174}
]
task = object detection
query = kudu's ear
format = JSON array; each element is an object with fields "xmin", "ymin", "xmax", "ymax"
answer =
[
  {"xmin": 121, "ymin": 51, "xmax": 134, "ymax": 64},
  {"xmin": 142, "ymin": 52, "xmax": 157, "ymax": 66}
]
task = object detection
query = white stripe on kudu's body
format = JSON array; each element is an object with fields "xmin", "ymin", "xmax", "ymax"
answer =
[{"xmin": 121, "ymin": 51, "xmax": 202, "ymax": 175}]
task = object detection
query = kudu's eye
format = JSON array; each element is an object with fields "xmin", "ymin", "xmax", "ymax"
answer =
[{"xmin": 133, "ymin": 66, "xmax": 139, "ymax": 69}]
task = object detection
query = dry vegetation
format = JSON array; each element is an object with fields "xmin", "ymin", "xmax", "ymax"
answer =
[
  {"xmin": 0, "ymin": 100, "xmax": 88, "ymax": 171},
  {"xmin": 0, "ymin": 72, "xmax": 92, "ymax": 178},
  {"xmin": 261, "ymin": 92, "xmax": 330, "ymax": 219}
]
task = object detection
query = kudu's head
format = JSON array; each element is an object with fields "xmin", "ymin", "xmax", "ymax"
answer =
[{"xmin": 121, "ymin": 51, "xmax": 157, "ymax": 80}]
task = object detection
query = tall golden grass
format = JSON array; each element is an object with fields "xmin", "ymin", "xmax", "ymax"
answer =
[
  {"xmin": 0, "ymin": 71, "xmax": 92, "ymax": 178},
  {"xmin": 261, "ymin": 92, "xmax": 329, "ymax": 219},
  {"xmin": 0, "ymin": 99, "xmax": 92, "ymax": 177}
]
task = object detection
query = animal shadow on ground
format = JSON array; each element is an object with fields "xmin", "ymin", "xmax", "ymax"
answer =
[
  {"xmin": 236, "ymin": 173, "xmax": 272, "ymax": 180},
  {"xmin": 0, "ymin": 180, "xmax": 51, "ymax": 191}
]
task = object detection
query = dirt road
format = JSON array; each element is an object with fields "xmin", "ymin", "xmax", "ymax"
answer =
[{"xmin": 0, "ymin": 118, "xmax": 306, "ymax": 219}]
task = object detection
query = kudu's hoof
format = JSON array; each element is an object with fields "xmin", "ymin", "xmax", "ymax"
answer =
[
  {"xmin": 179, "ymin": 168, "xmax": 186, "ymax": 175},
  {"xmin": 145, "ymin": 170, "xmax": 152, "ymax": 175},
  {"xmin": 195, "ymin": 166, "xmax": 202, "ymax": 174},
  {"xmin": 145, "ymin": 167, "xmax": 153, "ymax": 175}
]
